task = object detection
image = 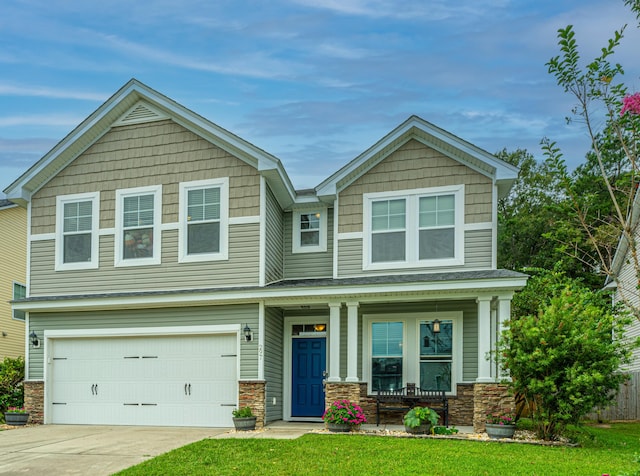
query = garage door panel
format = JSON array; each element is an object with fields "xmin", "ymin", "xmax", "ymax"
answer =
[{"xmin": 50, "ymin": 333, "xmax": 238, "ymax": 427}]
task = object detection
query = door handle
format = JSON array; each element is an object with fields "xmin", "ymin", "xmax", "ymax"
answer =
[
  {"xmin": 95, "ymin": 384, "xmax": 98, "ymax": 395},
  {"xmin": 91, "ymin": 384, "xmax": 95, "ymax": 395},
  {"xmin": 188, "ymin": 383, "xmax": 191, "ymax": 395},
  {"xmin": 184, "ymin": 383, "xmax": 188, "ymax": 395}
]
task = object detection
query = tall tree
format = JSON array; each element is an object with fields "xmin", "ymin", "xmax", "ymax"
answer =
[{"xmin": 544, "ymin": 0, "xmax": 640, "ymax": 318}]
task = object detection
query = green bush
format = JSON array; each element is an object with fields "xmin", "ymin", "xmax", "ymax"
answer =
[
  {"xmin": 498, "ymin": 279, "xmax": 635, "ymax": 440},
  {"xmin": 0, "ymin": 356, "xmax": 25, "ymax": 418}
]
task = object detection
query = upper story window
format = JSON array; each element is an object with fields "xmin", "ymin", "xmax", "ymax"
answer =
[
  {"xmin": 12, "ymin": 282, "xmax": 26, "ymax": 321},
  {"xmin": 178, "ymin": 178, "xmax": 229, "ymax": 262},
  {"xmin": 363, "ymin": 185, "xmax": 464, "ymax": 270},
  {"xmin": 55, "ymin": 192, "xmax": 100, "ymax": 271},
  {"xmin": 115, "ymin": 185, "xmax": 162, "ymax": 267},
  {"xmin": 292, "ymin": 210, "xmax": 327, "ymax": 253}
]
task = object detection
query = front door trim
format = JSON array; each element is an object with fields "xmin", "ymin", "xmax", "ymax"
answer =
[{"xmin": 283, "ymin": 315, "xmax": 328, "ymax": 421}]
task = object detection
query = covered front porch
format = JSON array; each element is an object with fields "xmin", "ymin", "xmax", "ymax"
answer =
[{"xmin": 258, "ymin": 270, "xmax": 526, "ymax": 431}]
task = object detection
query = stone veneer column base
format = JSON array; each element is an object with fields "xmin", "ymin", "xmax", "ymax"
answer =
[
  {"xmin": 24, "ymin": 380, "xmax": 44, "ymax": 424},
  {"xmin": 238, "ymin": 380, "xmax": 266, "ymax": 429},
  {"xmin": 324, "ymin": 382, "xmax": 361, "ymax": 412},
  {"xmin": 473, "ymin": 383, "xmax": 515, "ymax": 433}
]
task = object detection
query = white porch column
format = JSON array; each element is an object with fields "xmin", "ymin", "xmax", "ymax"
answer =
[
  {"xmin": 497, "ymin": 293, "xmax": 513, "ymax": 381},
  {"xmin": 476, "ymin": 296, "xmax": 494, "ymax": 383},
  {"xmin": 346, "ymin": 302, "xmax": 359, "ymax": 382},
  {"xmin": 328, "ymin": 302, "xmax": 342, "ymax": 382}
]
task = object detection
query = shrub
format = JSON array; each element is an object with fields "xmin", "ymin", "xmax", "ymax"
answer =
[
  {"xmin": 498, "ymin": 282, "xmax": 635, "ymax": 440},
  {"xmin": 0, "ymin": 356, "xmax": 25, "ymax": 415},
  {"xmin": 232, "ymin": 407, "xmax": 254, "ymax": 418}
]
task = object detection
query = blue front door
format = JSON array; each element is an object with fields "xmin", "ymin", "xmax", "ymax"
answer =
[{"xmin": 291, "ymin": 338, "xmax": 326, "ymax": 417}]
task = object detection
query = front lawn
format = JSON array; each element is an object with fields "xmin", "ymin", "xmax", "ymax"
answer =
[{"xmin": 116, "ymin": 423, "xmax": 640, "ymax": 476}]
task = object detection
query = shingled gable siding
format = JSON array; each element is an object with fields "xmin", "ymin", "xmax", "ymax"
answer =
[
  {"xmin": 283, "ymin": 209, "xmax": 334, "ymax": 280},
  {"xmin": 28, "ymin": 120, "xmax": 262, "ymax": 296},
  {"xmin": 338, "ymin": 139, "xmax": 493, "ymax": 234},
  {"xmin": 27, "ymin": 304, "xmax": 259, "ymax": 380},
  {"xmin": 265, "ymin": 185, "xmax": 284, "ymax": 285},
  {"xmin": 335, "ymin": 139, "xmax": 493, "ymax": 276}
]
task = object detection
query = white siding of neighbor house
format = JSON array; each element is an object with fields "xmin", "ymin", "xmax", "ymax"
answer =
[{"xmin": 615, "ymin": 240, "xmax": 640, "ymax": 373}]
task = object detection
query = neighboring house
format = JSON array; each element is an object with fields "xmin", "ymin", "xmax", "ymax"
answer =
[
  {"xmin": 5, "ymin": 79, "xmax": 527, "ymax": 430},
  {"xmin": 601, "ymin": 199, "xmax": 640, "ymax": 420},
  {"xmin": 0, "ymin": 199, "xmax": 27, "ymax": 359}
]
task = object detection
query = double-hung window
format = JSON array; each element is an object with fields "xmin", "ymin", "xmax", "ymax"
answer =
[
  {"xmin": 364, "ymin": 185, "xmax": 464, "ymax": 269},
  {"xmin": 115, "ymin": 185, "xmax": 162, "ymax": 266},
  {"xmin": 364, "ymin": 312, "xmax": 461, "ymax": 395},
  {"xmin": 55, "ymin": 192, "xmax": 100, "ymax": 271},
  {"xmin": 179, "ymin": 178, "xmax": 229, "ymax": 262},
  {"xmin": 292, "ymin": 210, "xmax": 327, "ymax": 253},
  {"xmin": 371, "ymin": 321, "xmax": 404, "ymax": 391}
]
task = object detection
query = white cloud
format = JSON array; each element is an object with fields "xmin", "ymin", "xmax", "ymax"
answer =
[
  {"xmin": 0, "ymin": 114, "xmax": 83, "ymax": 127},
  {"xmin": 0, "ymin": 84, "xmax": 107, "ymax": 101}
]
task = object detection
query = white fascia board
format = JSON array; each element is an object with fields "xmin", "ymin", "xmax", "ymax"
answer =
[
  {"xmin": 45, "ymin": 324, "xmax": 239, "ymax": 339},
  {"xmin": 15, "ymin": 276, "xmax": 528, "ymax": 313}
]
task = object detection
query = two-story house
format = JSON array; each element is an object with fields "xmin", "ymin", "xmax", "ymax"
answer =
[
  {"xmin": 0, "ymin": 199, "xmax": 27, "ymax": 360},
  {"xmin": 5, "ymin": 79, "xmax": 527, "ymax": 430}
]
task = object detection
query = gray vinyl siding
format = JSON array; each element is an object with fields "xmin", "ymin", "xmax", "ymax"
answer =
[
  {"xmin": 265, "ymin": 185, "xmax": 284, "ymax": 285},
  {"xmin": 28, "ymin": 304, "xmax": 259, "ymax": 380},
  {"xmin": 283, "ymin": 209, "xmax": 334, "ymax": 279},
  {"xmin": 29, "ymin": 224, "xmax": 260, "ymax": 296},
  {"xmin": 264, "ymin": 307, "xmax": 284, "ymax": 422},
  {"xmin": 337, "ymin": 229, "xmax": 492, "ymax": 277}
]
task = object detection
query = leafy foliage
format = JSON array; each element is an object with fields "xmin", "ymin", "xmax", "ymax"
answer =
[
  {"xmin": 0, "ymin": 356, "xmax": 25, "ymax": 415},
  {"xmin": 402, "ymin": 406, "xmax": 439, "ymax": 428},
  {"xmin": 543, "ymin": 1, "xmax": 640, "ymax": 319},
  {"xmin": 498, "ymin": 278, "xmax": 635, "ymax": 440},
  {"xmin": 231, "ymin": 406, "xmax": 254, "ymax": 418}
]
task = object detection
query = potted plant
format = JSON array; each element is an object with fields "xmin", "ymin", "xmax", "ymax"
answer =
[
  {"xmin": 485, "ymin": 408, "xmax": 516, "ymax": 439},
  {"xmin": 403, "ymin": 406, "xmax": 439, "ymax": 434},
  {"xmin": 4, "ymin": 406, "xmax": 29, "ymax": 426},
  {"xmin": 232, "ymin": 406, "xmax": 257, "ymax": 431},
  {"xmin": 322, "ymin": 399, "xmax": 367, "ymax": 432}
]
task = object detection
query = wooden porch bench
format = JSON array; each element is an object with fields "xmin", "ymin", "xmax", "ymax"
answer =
[{"xmin": 376, "ymin": 383, "xmax": 449, "ymax": 426}]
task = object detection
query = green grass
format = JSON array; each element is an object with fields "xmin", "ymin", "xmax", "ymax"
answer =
[{"xmin": 115, "ymin": 423, "xmax": 640, "ymax": 476}]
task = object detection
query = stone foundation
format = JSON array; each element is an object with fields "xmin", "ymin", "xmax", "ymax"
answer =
[
  {"xmin": 238, "ymin": 380, "xmax": 266, "ymax": 429},
  {"xmin": 357, "ymin": 383, "xmax": 475, "ymax": 426},
  {"xmin": 24, "ymin": 380, "xmax": 44, "ymax": 424},
  {"xmin": 473, "ymin": 383, "xmax": 514, "ymax": 432}
]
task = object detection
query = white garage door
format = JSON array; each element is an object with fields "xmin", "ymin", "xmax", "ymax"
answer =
[{"xmin": 49, "ymin": 334, "xmax": 238, "ymax": 427}]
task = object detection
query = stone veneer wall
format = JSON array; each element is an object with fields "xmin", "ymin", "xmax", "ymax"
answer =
[
  {"xmin": 238, "ymin": 380, "xmax": 266, "ymax": 429},
  {"xmin": 473, "ymin": 383, "xmax": 514, "ymax": 432},
  {"xmin": 24, "ymin": 380, "xmax": 44, "ymax": 424},
  {"xmin": 357, "ymin": 383, "xmax": 475, "ymax": 426}
]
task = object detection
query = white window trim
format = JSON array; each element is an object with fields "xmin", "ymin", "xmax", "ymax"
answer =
[
  {"xmin": 12, "ymin": 281, "xmax": 26, "ymax": 321},
  {"xmin": 114, "ymin": 185, "xmax": 162, "ymax": 267},
  {"xmin": 363, "ymin": 185, "xmax": 465, "ymax": 270},
  {"xmin": 178, "ymin": 178, "xmax": 229, "ymax": 263},
  {"xmin": 362, "ymin": 311, "xmax": 462, "ymax": 396},
  {"xmin": 292, "ymin": 210, "xmax": 327, "ymax": 253},
  {"xmin": 55, "ymin": 191, "xmax": 100, "ymax": 271}
]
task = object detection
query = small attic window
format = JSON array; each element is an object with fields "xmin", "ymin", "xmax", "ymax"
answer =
[{"xmin": 292, "ymin": 210, "xmax": 327, "ymax": 253}]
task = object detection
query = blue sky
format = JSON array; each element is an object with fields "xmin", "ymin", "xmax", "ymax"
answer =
[{"xmin": 1, "ymin": 0, "xmax": 639, "ymax": 195}]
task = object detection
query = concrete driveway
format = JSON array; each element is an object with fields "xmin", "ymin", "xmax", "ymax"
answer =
[{"xmin": 0, "ymin": 425, "xmax": 227, "ymax": 475}]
